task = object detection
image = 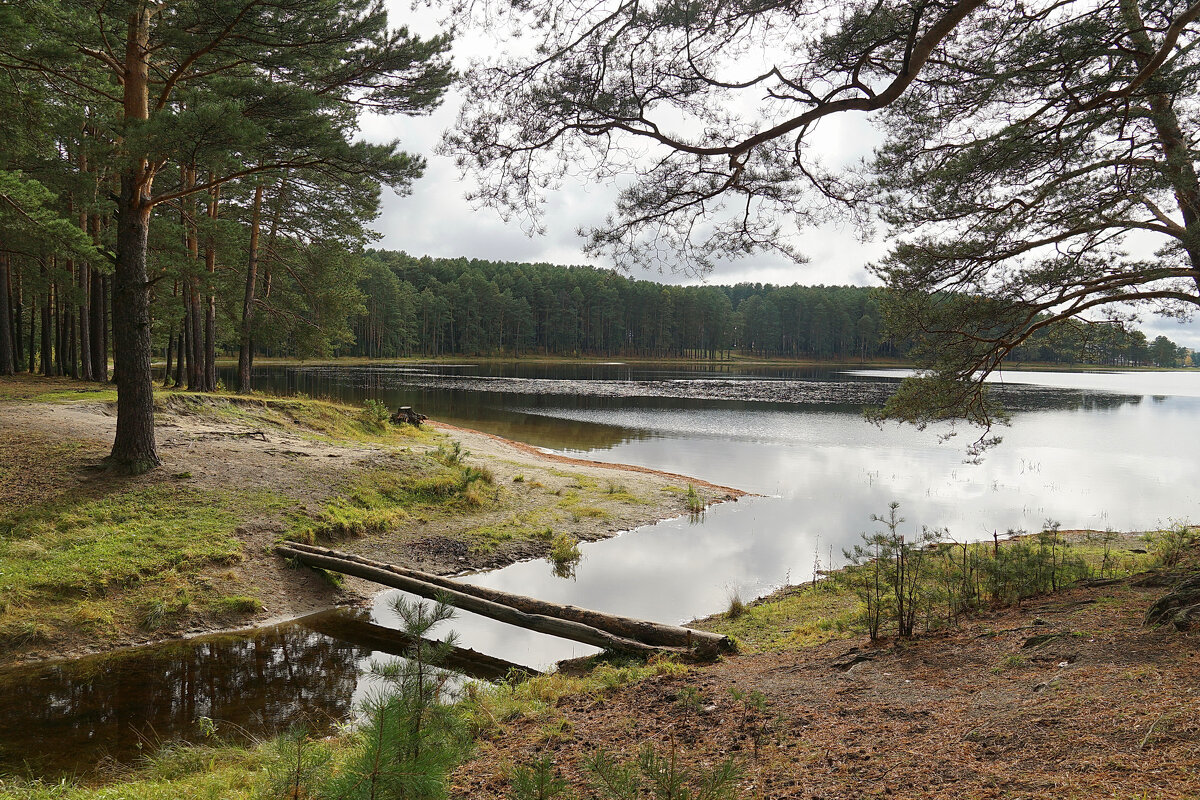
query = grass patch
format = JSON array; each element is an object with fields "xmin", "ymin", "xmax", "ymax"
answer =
[
  {"xmin": 210, "ymin": 595, "xmax": 264, "ymax": 616},
  {"xmin": 992, "ymin": 653, "xmax": 1028, "ymax": 674},
  {"xmin": 0, "ymin": 736, "xmax": 291, "ymax": 800},
  {"xmin": 725, "ymin": 590, "xmax": 747, "ymax": 619},
  {"xmin": 0, "ymin": 485, "xmax": 284, "ymax": 653},
  {"xmin": 1, "ymin": 486, "xmax": 244, "ymax": 604},
  {"xmin": 29, "ymin": 388, "xmax": 120, "ymax": 404},
  {"xmin": 159, "ymin": 391, "xmax": 432, "ymax": 445},
  {"xmin": 293, "ymin": 457, "xmax": 500, "ymax": 543},
  {"xmin": 459, "ymin": 655, "xmax": 689, "ymax": 737},
  {"xmin": 557, "ymin": 491, "xmax": 610, "ymax": 519},
  {"xmin": 697, "ymin": 582, "xmax": 862, "ymax": 653},
  {"xmin": 463, "ymin": 514, "xmax": 554, "ymax": 554}
]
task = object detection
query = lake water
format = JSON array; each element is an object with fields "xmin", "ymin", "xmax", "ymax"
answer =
[{"xmin": 4, "ymin": 362, "xmax": 1198, "ymax": 776}]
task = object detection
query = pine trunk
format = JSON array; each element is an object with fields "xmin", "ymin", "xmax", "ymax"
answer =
[
  {"xmin": 40, "ymin": 269, "xmax": 52, "ymax": 376},
  {"xmin": 79, "ymin": 260, "xmax": 92, "ymax": 382},
  {"xmin": 0, "ymin": 253, "xmax": 13, "ymax": 376},
  {"xmin": 27, "ymin": 300, "xmax": 36, "ymax": 374},
  {"xmin": 204, "ymin": 182, "xmax": 219, "ymax": 391},
  {"xmin": 110, "ymin": 177, "xmax": 159, "ymax": 473},
  {"xmin": 89, "ymin": 215, "xmax": 107, "ymax": 382},
  {"xmin": 163, "ymin": 331, "xmax": 174, "ymax": 387},
  {"xmin": 12, "ymin": 266, "xmax": 23, "ymax": 371},
  {"xmin": 237, "ymin": 182, "xmax": 264, "ymax": 393},
  {"xmin": 173, "ymin": 321, "xmax": 184, "ymax": 387},
  {"xmin": 107, "ymin": 2, "xmax": 158, "ymax": 472},
  {"xmin": 181, "ymin": 307, "xmax": 192, "ymax": 387}
]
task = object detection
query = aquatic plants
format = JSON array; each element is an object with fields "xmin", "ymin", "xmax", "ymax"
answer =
[{"xmin": 548, "ymin": 533, "xmax": 583, "ymax": 578}]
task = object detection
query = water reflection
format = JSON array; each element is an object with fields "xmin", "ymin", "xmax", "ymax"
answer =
[
  {"xmin": 0, "ymin": 620, "xmax": 368, "ymax": 778},
  {"xmin": 278, "ymin": 362, "xmax": 1200, "ymax": 674},
  {"xmin": 231, "ymin": 363, "xmax": 1152, "ymax": 452}
]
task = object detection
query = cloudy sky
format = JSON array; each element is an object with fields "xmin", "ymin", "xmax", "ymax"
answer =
[{"xmin": 363, "ymin": 1, "xmax": 1200, "ymax": 348}]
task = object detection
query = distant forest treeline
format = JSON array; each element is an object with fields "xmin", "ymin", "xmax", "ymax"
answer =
[{"xmin": 341, "ymin": 251, "xmax": 1194, "ymax": 367}]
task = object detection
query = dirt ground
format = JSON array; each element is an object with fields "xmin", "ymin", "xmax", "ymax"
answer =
[
  {"xmin": 453, "ymin": 575, "xmax": 1200, "ymax": 799},
  {"xmin": 0, "ymin": 379, "xmax": 742, "ymax": 662}
]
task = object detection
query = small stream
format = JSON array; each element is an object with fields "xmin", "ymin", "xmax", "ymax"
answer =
[{"xmin": 3, "ymin": 363, "xmax": 1199, "ymax": 777}]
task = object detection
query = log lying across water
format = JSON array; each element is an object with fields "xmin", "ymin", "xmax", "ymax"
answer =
[
  {"xmin": 277, "ymin": 542, "xmax": 733, "ymax": 657},
  {"xmin": 299, "ymin": 610, "xmax": 538, "ymax": 682}
]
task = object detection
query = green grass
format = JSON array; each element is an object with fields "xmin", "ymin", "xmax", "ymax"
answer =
[
  {"xmin": 28, "ymin": 388, "xmax": 119, "ymax": 404},
  {"xmin": 458, "ymin": 656, "xmax": 689, "ymax": 737},
  {"xmin": 291, "ymin": 458, "xmax": 500, "ymax": 543},
  {"xmin": 700, "ymin": 527, "xmax": 1176, "ymax": 654},
  {"xmin": 556, "ymin": 490, "xmax": 610, "ymax": 519},
  {"xmin": 158, "ymin": 392, "xmax": 432, "ymax": 445},
  {"xmin": 696, "ymin": 582, "xmax": 863, "ymax": 653},
  {"xmin": 0, "ymin": 738, "xmax": 288, "ymax": 799},
  {"xmin": 1, "ymin": 486, "xmax": 244, "ymax": 603},
  {"xmin": 0, "ymin": 486, "xmax": 285, "ymax": 652},
  {"xmin": 463, "ymin": 517, "xmax": 554, "ymax": 554}
]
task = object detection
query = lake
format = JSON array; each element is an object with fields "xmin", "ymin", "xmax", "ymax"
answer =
[{"xmin": 3, "ymin": 362, "xmax": 1197, "ymax": 776}]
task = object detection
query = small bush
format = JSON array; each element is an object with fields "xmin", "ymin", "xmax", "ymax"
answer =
[
  {"xmin": 433, "ymin": 440, "xmax": 467, "ymax": 466},
  {"xmin": 550, "ymin": 533, "xmax": 582, "ymax": 564},
  {"xmin": 357, "ymin": 398, "xmax": 391, "ymax": 433},
  {"xmin": 1148, "ymin": 520, "xmax": 1198, "ymax": 568}
]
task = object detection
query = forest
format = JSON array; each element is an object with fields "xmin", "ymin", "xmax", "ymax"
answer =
[
  {"xmin": 2, "ymin": 238, "xmax": 1194, "ymax": 391},
  {"xmin": 343, "ymin": 252, "xmax": 1191, "ymax": 367}
]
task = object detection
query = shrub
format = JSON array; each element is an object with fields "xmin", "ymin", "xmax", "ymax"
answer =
[
  {"xmin": 357, "ymin": 398, "xmax": 391, "ymax": 433},
  {"xmin": 318, "ymin": 596, "xmax": 470, "ymax": 800}
]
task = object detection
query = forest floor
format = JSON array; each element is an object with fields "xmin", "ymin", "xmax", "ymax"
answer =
[
  {"xmin": 0, "ymin": 375, "xmax": 740, "ymax": 664},
  {"xmin": 453, "ymin": 562, "xmax": 1200, "ymax": 800}
]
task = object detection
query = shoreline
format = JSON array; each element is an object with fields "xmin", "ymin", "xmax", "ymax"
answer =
[
  {"xmin": 428, "ymin": 420, "xmax": 750, "ymax": 497},
  {"xmin": 0, "ymin": 379, "xmax": 746, "ymax": 666}
]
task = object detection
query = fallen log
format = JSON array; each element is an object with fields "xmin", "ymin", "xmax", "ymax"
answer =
[
  {"xmin": 298, "ymin": 609, "xmax": 538, "ymax": 682},
  {"xmin": 277, "ymin": 542, "xmax": 733, "ymax": 657}
]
